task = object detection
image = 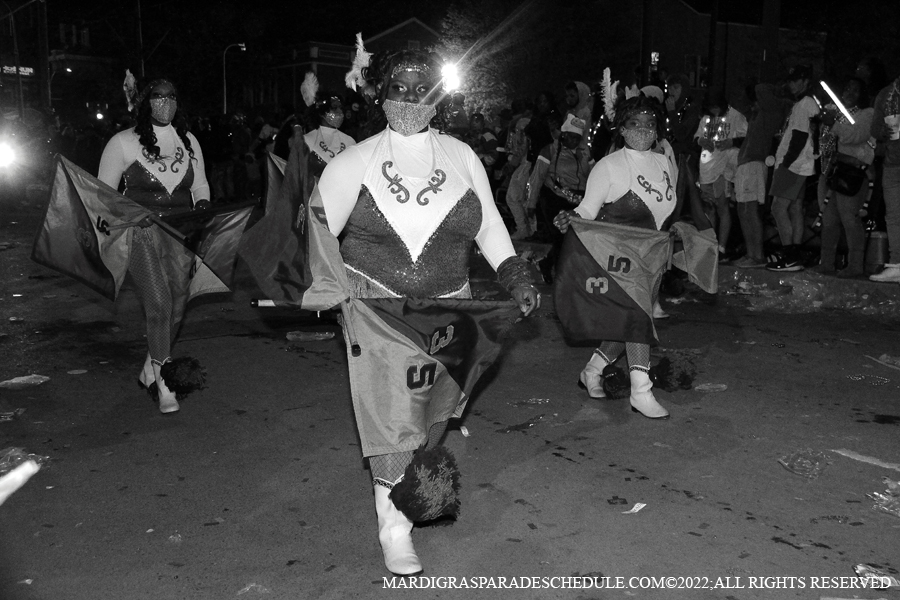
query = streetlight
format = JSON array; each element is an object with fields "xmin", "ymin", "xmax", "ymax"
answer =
[{"xmin": 222, "ymin": 42, "xmax": 246, "ymax": 115}]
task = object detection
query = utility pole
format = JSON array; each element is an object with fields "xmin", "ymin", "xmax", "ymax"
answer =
[
  {"xmin": 640, "ymin": 0, "xmax": 654, "ymax": 87},
  {"xmin": 135, "ymin": 0, "xmax": 144, "ymax": 77},
  {"xmin": 706, "ymin": 0, "xmax": 719, "ymax": 89},
  {"xmin": 761, "ymin": 0, "xmax": 780, "ymax": 82},
  {"xmin": 38, "ymin": 0, "xmax": 49, "ymax": 109}
]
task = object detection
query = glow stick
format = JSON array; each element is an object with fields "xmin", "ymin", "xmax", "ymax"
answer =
[{"xmin": 820, "ymin": 81, "xmax": 855, "ymax": 125}]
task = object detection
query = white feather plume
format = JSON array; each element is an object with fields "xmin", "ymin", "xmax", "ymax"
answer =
[
  {"xmin": 601, "ymin": 68, "xmax": 618, "ymax": 123},
  {"xmin": 123, "ymin": 69, "xmax": 138, "ymax": 112},
  {"xmin": 344, "ymin": 32, "xmax": 372, "ymax": 91},
  {"xmin": 301, "ymin": 71, "xmax": 319, "ymax": 107}
]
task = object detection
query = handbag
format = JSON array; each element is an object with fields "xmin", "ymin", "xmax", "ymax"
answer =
[{"xmin": 826, "ymin": 159, "xmax": 866, "ymax": 196}]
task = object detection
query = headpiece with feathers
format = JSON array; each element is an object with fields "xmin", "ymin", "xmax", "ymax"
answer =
[
  {"xmin": 344, "ymin": 32, "xmax": 372, "ymax": 92},
  {"xmin": 123, "ymin": 69, "xmax": 139, "ymax": 113},
  {"xmin": 301, "ymin": 71, "xmax": 319, "ymax": 108},
  {"xmin": 601, "ymin": 68, "xmax": 619, "ymax": 123}
]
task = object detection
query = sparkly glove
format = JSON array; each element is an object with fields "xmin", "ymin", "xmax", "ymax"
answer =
[{"xmin": 497, "ymin": 256, "xmax": 536, "ymax": 293}]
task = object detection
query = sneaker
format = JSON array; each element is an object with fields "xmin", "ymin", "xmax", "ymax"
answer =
[
  {"xmin": 766, "ymin": 254, "xmax": 804, "ymax": 272},
  {"xmin": 732, "ymin": 255, "xmax": 767, "ymax": 269},
  {"xmin": 869, "ymin": 263, "xmax": 900, "ymax": 283}
]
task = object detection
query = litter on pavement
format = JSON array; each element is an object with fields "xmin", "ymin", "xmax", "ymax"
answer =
[
  {"xmin": 286, "ymin": 331, "xmax": 335, "ymax": 342},
  {"xmin": 237, "ymin": 583, "xmax": 271, "ymax": 595},
  {"xmin": 0, "ymin": 374, "xmax": 50, "ymax": 389},
  {"xmin": 831, "ymin": 449, "xmax": 900, "ymax": 473},
  {"xmin": 0, "ymin": 447, "xmax": 49, "ymax": 477},
  {"xmin": 0, "ymin": 408, "xmax": 26, "ymax": 423},
  {"xmin": 694, "ymin": 383, "xmax": 727, "ymax": 392},
  {"xmin": 778, "ymin": 449, "xmax": 830, "ymax": 479},
  {"xmin": 866, "ymin": 477, "xmax": 900, "ymax": 519},
  {"xmin": 854, "ymin": 563, "xmax": 900, "ymax": 588},
  {"xmin": 622, "ymin": 503, "xmax": 647, "ymax": 514}
]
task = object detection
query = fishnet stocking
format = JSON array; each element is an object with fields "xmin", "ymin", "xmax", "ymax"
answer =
[
  {"xmin": 370, "ymin": 420, "xmax": 449, "ymax": 486},
  {"xmin": 597, "ymin": 341, "xmax": 650, "ymax": 371},
  {"xmin": 128, "ymin": 228, "xmax": 191, "ymax": 362}
]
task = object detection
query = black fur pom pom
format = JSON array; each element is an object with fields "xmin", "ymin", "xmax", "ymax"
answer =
[
  {"xmin": 601, "ymin": 364, "xmax": 630, "ymax": 399},
  {"xmin": 390, "ymin": 446, "xmax": 461, "ymax": 523},
  {"xmin": 159, "ymin": 357, "xmax": 207, "ymax": 399}
]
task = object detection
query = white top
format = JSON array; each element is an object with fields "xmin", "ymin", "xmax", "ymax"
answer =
[
  {"xmin": 575, "ymin": 147, "xmax": 678, "ymax": 230},
  {"xmin": 694, "ymin": 107, "xmax": 748, "ymax": 183},
  {"xmin": 98, "ymin": 124, "xmax": 210, "ymax": 202},
  {"xmin": 775, "ymin": 96, "xmax": 821, "ymax": 176},
  {"xmin": 317, "ymin": 127, "xmax": 515, "ymax": 270},
  {"xmin": 303, "ymin": 126, "xmax": 357, "ymax": 165}
]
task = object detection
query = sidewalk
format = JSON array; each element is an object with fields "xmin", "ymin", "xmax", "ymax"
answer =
[{"xmin": 719, "ymin": 264, "xmax": 900, "ymax": 316}]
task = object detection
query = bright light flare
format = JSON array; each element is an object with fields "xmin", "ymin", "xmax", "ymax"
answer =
[
  {"xmin": 0, "ymin": 142, "xmax": 15, "ymax": 168},
  {"xmin": 820, "ymin": 81, "xmax": 855, "ymax": 125},
  {"xmin": 96, "ymin": 112, "xmax": 104, "ymax": 120},
  {"xmin": 441, "ymin": 64, "xmax": 461, "ymax": 92}
]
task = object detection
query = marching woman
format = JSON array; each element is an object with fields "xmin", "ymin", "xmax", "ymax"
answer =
[
  {"xmin": 300, "ymin": 73, "xmax": 357, "ymax": 179},
  {"xmin": 98, "ymin": 75, "xmax": 211, "ymax": 414},
  {"xmin": 317, "ymin": 45, "xmax": 540, "ymax": 575},
  {"xmin": 554, "ymin": 95, "xmax": 678, "ymax": 420}
]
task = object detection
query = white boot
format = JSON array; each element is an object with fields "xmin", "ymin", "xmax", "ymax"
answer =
[
  {"xmin": 138, "ymin": 353, "xmax": 154, "ymax": 388},
  {"xmin": 152, "ymin": 359, "xmax": 180, "ymax": 414},
  {"xmin": 578, "ymin": 353, "xmax": 608, "ymax": 399},
  {"xmin": 652, "ymin": 300, "xmax": 669, "ymax": 319},
  {"xmin": 374, "ymin": 484, "xmax": 422, "ymax": 576},
  {"xmin": 629, "ymin": 369, "xmax": 669, "ymax": 419}
]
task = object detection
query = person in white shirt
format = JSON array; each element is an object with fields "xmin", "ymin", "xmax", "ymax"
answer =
[
  {"xmin": 98, "ymin": 77, "xmax": 211, "ymax": 414},
  {"xmin": 319, "ymin": 48, "xmax": 540, "ymax": 577}
]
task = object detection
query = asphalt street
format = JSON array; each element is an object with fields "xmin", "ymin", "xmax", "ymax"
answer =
[{"xmin": 1, "ymin": 190, "xmax": 900, "ymax": 600}]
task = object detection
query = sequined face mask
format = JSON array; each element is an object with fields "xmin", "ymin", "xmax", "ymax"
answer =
[
  {"xmin": 382, "ymin": 99, "xmax": 436, "ymax": 137},
  {"xmin": 324, "ymin": 111, "xmax": 344, "ymax": 129},
  {"xmin": 150, "ymin": 98, "xmax": 177, "ymax": 125},
  {"xmin": 622, "ymin": 127, "xmax": 657, "ymax": 151}
]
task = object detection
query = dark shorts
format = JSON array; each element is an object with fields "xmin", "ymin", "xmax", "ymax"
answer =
[{"xmin": 770, "ymin": 168, "xmax": 807, "ymax": 201}]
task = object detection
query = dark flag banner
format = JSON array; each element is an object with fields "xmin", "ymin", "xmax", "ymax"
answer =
[
  {"xmin": 554, "ymin": 219, "xmax": 671, "ymax": 346},
  {"xmin": 670, "ymin": 221, "xmax": 718, "ymax": 294},
  {"xmin": 32, "ymin": 156, "xmax": 152, "ymax": 300},
  {"xmin": 265, "ymin": 152, "xmax": 286, "ymax": 217},
  {"xmin": 340, "ymin": 297, "xmax": 520, "ymax": 457},
  {"xmin": 32, "ymin": 155, "xmax": 253, "ymax": 303},
  {"xmin": 238, "ymin": 145, "xmax": 348, "ymax": 311}
]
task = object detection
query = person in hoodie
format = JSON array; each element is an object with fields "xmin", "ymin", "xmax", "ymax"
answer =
[{"xmin": 564, "ymin": 80, "xmax": 594, "ymax": 146}]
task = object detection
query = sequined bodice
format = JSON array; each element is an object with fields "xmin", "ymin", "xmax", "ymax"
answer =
[
  {"xmin": 595, "ymin": 190, "xmax": 661, "ymax": 231},
  {"xmin": 122, "ymin": 160, "xmax": 194, "ymax": 215},
  {"xmin": 341, "ymin": 185, "xmax": 482, "ymax": 297}
]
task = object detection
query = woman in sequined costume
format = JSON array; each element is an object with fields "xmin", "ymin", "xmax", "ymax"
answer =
[
  {"xmin": 303, "ymin": 93, "xmax": 357, "ymax": 179},
  {"xmin": 318, "ymin": 48, "xmax": 540, "ymax": 576},
  {"xmin": 554, "ymin": 95, "xmax": 677, "ymax": 420},
  {"xmin": 98, "ymin": 78, "xmax": 211, "ymax": 414}
]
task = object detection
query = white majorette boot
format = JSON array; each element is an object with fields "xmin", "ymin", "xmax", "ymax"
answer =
[
  {"xmin": 138, "ymin": 352, "xmax": 154, "ymax": 388},
  {"xmin": 578, "ymin": 352, "xmax": 608, "ymax": 399},
  {"xmin": 374, "ymin": 483, "xmax": 423, "ymax": 576},
  {"xmin": 629, "ymin": 368, "xmax": 669, "ymax": 419},
  {"xmin": 151, "ymin": 359, "xmax": 180, "ymax": 414}
]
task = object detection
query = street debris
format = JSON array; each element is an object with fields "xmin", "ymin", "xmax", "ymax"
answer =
[
  {"xmin": 622, "ymin": 503, "xmax": 646, "ymax": 514},
  {"xmin": 497, "ymin": 414, "xmax": 544, "ymax": 433},
  {"xmin": 286, "ymin": 331, "xmax": 334, "ymax": 342},
  {"xmin": 831, "ymin": 449, "xmax": 900, "ymax": 472},
  {"xmin": 67, "ymin": 370, "xmax": 87, "ymax": 375},
  {"xmin": 846, "ymin": 374, "xmax": 889, "ymax": 386},
  {"xmin": 237, "ymin": 583, "xmax": 271, "ymax": 595},
  {"xmin": 0, "ymin": 408, "xmax": 26, "ymax": 423},
  {"xmin": 0, "ymin": 447, "xmax": 49, "ymax": 477},
  {"xmin": 607, "ymin": 496, "xmax": 628, "ymax": 505},
  {"xmin": 694, "ymin": 383, "xmax": 727, "ymax": 393},
  {"xmin": 778, "ymin": 449, "xmax": 830, "ymax": 479},
  {"xmin": 854, "ymin": 563, "xmax": 900, "ymax": 588},
  {"xmin": 865, "ymin": 354, "xmax": 900, "ymax": 373},
  {"xmin": 866, "ymin": 477, "xmax": 900, "ymax": 519},
  {"xmin": 0, "ymin": 374, "xmax": 50, "ymax": 390},
  {"xmin": 168, "ymin": 533, "xmax": 183, "ymax": 544},
  {"xmin": 16, "ymin": 579, "xmax": 32, "ymax": 585},
  {"xmin": 8, "ymin": 317, "xmax": 23, "ymax": 322},
  {"xmin": 509, "ymin": 397, "xmax": 550, "ymax": 407},
  {"xmin": 459, "ymin": 426, "xmax": 470, "ymax": 437}
]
